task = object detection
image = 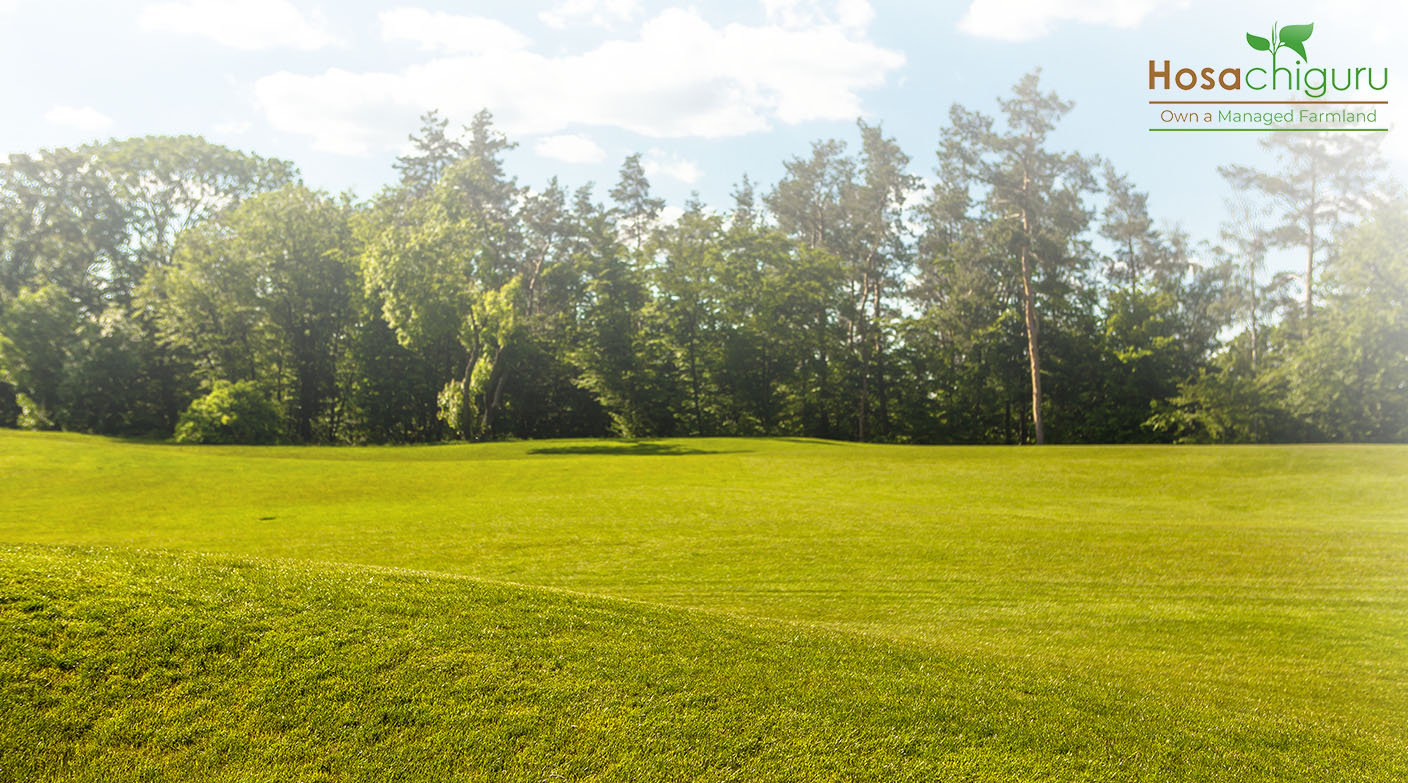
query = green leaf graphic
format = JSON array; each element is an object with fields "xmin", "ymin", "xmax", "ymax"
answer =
[
  {"xmin": 1246, "ymin": 32, "xmax": 1271, "ymax": 51},
  {"xmin": 1279, "ymin": 23, "xmax": 1313, "ymax": 60}
]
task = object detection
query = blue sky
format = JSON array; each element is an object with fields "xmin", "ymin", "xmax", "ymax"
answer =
[{"xmin": 2, "ymin": 0, "xmax": 1404, "ymax": 271}]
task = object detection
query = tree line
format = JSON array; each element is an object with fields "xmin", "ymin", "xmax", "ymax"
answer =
[{"xmin": 1, "ymin": 73, "xmax": 1404, "ymax": 444}]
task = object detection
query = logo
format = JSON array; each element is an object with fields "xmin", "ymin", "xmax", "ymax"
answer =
[
  {"xmin": 1245, "ymin": 22, "xmax": 1313, "ymax": 63},
  {"xmin": 1146, "ymin": 22, "xmax": 1387, "ymax": 133}
]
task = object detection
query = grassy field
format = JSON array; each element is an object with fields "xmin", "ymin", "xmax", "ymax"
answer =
[{"xmin": 1, "ymin": 431, "xmax": 1405, "ymax": 780}]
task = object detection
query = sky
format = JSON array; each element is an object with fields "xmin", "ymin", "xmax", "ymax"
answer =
[{"xmin": 2, "ymin": 0, "xmax": 1406, "ymax": 270}]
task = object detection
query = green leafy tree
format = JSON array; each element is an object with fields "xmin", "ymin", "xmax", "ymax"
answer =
[
  {"xmin": 0, "ymin": 284, "xmax": 87, "ymax": 429},
  {"xmin": 490, "ymin": 180, "xmax": 608, "ymax": 438},
  {"xmin": 0, "ymin": 146, "xmax": 126, "ymax": 310},
  {"xmin": 173, "ymin": 380, "xmax": 283, "ymax": 444},
  {"xmin": 1145, "ymin": 365, "xmax": 1296, "ymax": 443},
  {"xmin": 1216, "ymin": 195, "xmax": 1299, "ymax": 375},
  {"xmin": 362, "ymin": 115, "xmax": 526, "ymax": 440},
  {"xmin": 1, "ymin": 89, "xmax": 1401, "ymax": 446},
  {"xmin": 361, "ymin": 183, "xmax": 480, "ymax": 439},
  {"xmin": 845, "ymin": 120, "xmax": 918, "ymax": 440},
  {"xmin": 1099, "ymin": 164, "xmax": 1189, "ymax": 292},
  {"xmin": 394, "ymin": 111, "xmax": 468, "ymax": 195},
  {"xmin": 570, "ymin": 194, "xmax": 643, "ymax": 434},
  {"xmin": 913, "ymin": 162, "xmax": 1029, "ymax": 443},
  {"xmin": 765, "ymin": 139, "xmax": 851, "ymax": 436},
  {"xmin": 610, "ymin": 153, "xmax": 665, "ymax": 254},
  {"xmin": 1275, "ymin": 200, "xmax": 1408, "ymax": 440},
  {"xmin": 97, "ymin": 135, "xmax": 297, "ymax": 297},
  {"xmin": 340, "ymin": 292, "xmax": 447, "ymax": 443}
]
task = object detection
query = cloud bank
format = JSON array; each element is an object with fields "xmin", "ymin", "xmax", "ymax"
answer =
[{"xmin": 254, "ymin": 4, "xmax": 903, "ymax": 156}]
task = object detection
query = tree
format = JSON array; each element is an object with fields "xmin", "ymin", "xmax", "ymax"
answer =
[
  {"xmin": 1218, "ymin": 194, "xmax": 1299, "ymax": 374},
  {"xmin": 97, "ymin": 135, "xmax": 297, "ymax": 297},
  {"xmin": 341, "ymin": 291, "xmax": 447, "ymax": 443},
  {"xmin": 394, "ymin": 111, "xmax": 468, "ymax": 195},
  {"xmin": 765, "ymin": 139, "xmax": 851, "ymax": 437},
  {"xmin": 362, "ymin": 115, "xmax": 526, "ymax": 441},
  {"xmin": 492, "ymin": 179, "xmax": 609, "ymax": 439},
  {"xmin": 0, "ymin": 146, "xmax": 126, "ymax": 310},
  {"xmin": 0, "ymin": 284, "xmax": 86, "ymax": 429},
  {"xmin": 0, "ymin": 147, "xmax": 124, "ymax": 430},
  {"xmin": 362, "ymin": 178, "xmax": 485, "ymax": 439},
  {"xmin": 0, "ymin": 97, "xmax": 1400, "ymax": 445},
  {"xmin": 1145, "ymin": 365, "xmax": 1295, "ymax": 443},
  {"xmin": 1099, "ymin": 163, "xmax": 1188, "ymax": 292},
  {"xmin": 609, "ymin": 153, "xmax": 665, "ymax": 253},
  {"xmin": 935, "ymin": 70, "xmax": 1097, "ymax": 443},
  {"xmin": 1086, "ymin": 285, "xmax": 1214, "ymax": 442},
  {"xmin": 845, "ymin": 120, "xmax": 918, "ymax": 439},
  {"xmin": 568, "ymin": 173, "xmax": 687, "ymax": 437},
  {"xmin": 652, "ymin": 199, "xmax": 725, "ymax": 434},
  {"xmin": 102, "ymin": 136, "xmax": 298, "ymax": 431},
  {"xmin": 173, "ymin": 380, "xmax": 283, "ymax": 444},
  {"xmin": 1219, "ymin": 133, "xmax": 1384, "ymax": 325},
  {"xmin": 756, "ymin": 241, "xmax": 847, "ymax": 437},
  {"xmin": 915, "ymin": 147, "xmax": 1023, "ymax": 443},
  {"xmin": 1275, "ymin": 200, "xmax": 1408, "ymax": 440}
]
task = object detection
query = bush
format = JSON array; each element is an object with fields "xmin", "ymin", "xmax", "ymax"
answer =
[{"xmin": 174, "ymin": 381, "xmax": 283, "ymax": 444}]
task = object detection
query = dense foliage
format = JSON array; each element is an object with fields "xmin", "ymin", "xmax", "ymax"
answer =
[
  {"xmin": 0, "ymin": 76, "xmax": 1401, "ymax": 444},
  {"xmin": 172, "ymin": 380, "xmax": 283, "ymax": 445}
]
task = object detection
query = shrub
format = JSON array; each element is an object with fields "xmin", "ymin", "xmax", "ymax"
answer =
[{"xmin": 174, "ymin": 381, "xmax": 283, "ymax": 444}]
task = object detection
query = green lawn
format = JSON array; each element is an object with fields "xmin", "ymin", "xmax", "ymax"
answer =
[{"xmin": 2, "ymin": 431, "xmax": 1405, "ymax": 780}]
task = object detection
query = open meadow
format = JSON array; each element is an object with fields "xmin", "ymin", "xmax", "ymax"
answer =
[{"xmin": 1, "ymin": 431, "xmax": 1405, "ymax": 780}]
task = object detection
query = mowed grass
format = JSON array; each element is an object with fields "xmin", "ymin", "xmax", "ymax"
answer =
[{"xmin": 1, "ymin": 431, "xmax": 1406, "ymax": 780}]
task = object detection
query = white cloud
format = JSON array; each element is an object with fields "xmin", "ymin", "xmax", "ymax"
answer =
[
  {"xmin": 139, "ymin": 0, "xmax": 336, "ymax": 50},
  {"xmin": 44, "ymin": 105, "xmax": 113, "ymax": 132},
  {"xmin": 534, "ymin": 134, "xmax": 607, "ymax": 164},
  {"xmin": 765, "ymin": 0, "xmax": 873, "ymax": 30},
  {"xmin": 380, "ymin": 7, "xmax": 529, "ymax": 54},
  {"xmin": 644, "ymin": 149, "xmax": 701, "ymax": 184},
  {"xmin": 213, "ymin": 120, "xmax": 251, "ymax": 135},
  {"xmin": 254, "ymin": 7, "xmax": 904, "ymax": 156},
  {"xmin": 539, "ymin": 0, "xmax": 639, "ymax": 30},
  {"xmin": 256, "ymin": 68, "xmax": 404, "ymax": 155},
  {"xmin": 658, "ymin": 204, "xmax": 684, "ymax": 226},
  {"xmin": 834, "ymin": 0, "xmax": 875, "ymax": 29},
  {"xmin": 957, "ymin": 0, "xmax": 1186, "ymax": 42}
]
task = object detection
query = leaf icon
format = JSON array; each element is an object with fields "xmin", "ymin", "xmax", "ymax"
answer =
[
  {"xmin": 1279, "ymin": 23, "xmax": 1313, "ymax": 60},
  {"xmin": 1246, "ymin": 32, "xmax": 1271, "ymax": 51}
]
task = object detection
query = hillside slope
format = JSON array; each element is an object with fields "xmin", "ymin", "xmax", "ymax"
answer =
[{"xmin": 3, "ymin": 545, "xmax": 1403, "ymax": 782}]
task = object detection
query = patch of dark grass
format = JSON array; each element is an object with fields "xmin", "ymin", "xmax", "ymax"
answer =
[{"xmin": 526, "ymin": 441, "xmax": 744, "ymax": 456}]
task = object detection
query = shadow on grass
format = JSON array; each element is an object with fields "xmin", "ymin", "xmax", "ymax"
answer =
[
  {"xmin": 770, "ymin": 437, "xmax": 850, "ymax": 446},
  {"xmin": 527, "ymin": 441, "xmax": 746, "ymax": 457}
]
